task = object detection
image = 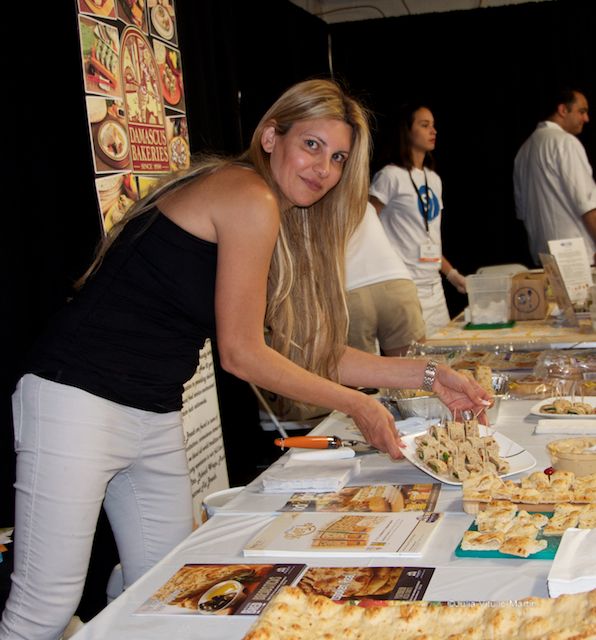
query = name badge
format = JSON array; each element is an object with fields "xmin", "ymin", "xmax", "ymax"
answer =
[{"xmin": 419, "ymin": 241, "xmax": 441, "ymax": 263}]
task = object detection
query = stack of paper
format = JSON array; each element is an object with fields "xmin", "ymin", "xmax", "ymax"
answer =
[
  {"xmin": 260, "ymin": 458, "xmax": 361, "ymax": 493},
  {"xmin": 548, "ymin": 528, "xmax": 596, "ymax": 597}
]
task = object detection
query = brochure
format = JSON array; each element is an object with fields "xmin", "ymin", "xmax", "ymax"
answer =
[
  {"xmin": 295, "ymin": 565, "xmax": 434, "ymax": 602},
  {"xmin": 540, "ymin": 253, "xmax": 579, "ymax": 327},
  {"xmin": 547, "ymin": 238, "xmax": 592, "ymax": 305},
  {"xmin": 135, "ymin": 563, "xmax": 305, "ymax": 616},
  {"xmin": 280, "ymin": 483, "xmax": 440, "ymax": 513},
  {"xmin": 243, "ymin": 512, "xmax": 444, "ymax": 558}
]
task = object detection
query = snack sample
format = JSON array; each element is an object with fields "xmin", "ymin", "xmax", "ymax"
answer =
[
  {"xmin": 414, "ymin": 420, "xmax": 510, "ymax": 481},
  {"xmin": 539, "ymin": 399, "xmax": 596, "ymax": 415}
]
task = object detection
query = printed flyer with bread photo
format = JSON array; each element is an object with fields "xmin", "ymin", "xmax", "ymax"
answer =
[
  {"xmin": 296, "ymin": 566, "xmax": 434, "ymax": 603},
  {"xmin": 136, "ymin": 563, "xmax": 305, "ymax": 616},
  {"xmin": 280, "ymin": 484, "xmax": 440, "ymax": 513},
  {"xmin": 243, "ymin": 512, "xmax": 444, "ymax": 558}
]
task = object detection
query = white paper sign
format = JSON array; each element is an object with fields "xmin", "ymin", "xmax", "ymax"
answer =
[
  {"xmin": 181, "ymin": 339, "xmax": 229, "ymax": 524},
  {"xmin": 548, "ymin": 238, "xmax": 592, "ymax": 304}
]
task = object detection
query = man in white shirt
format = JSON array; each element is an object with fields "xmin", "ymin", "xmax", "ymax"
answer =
[
  {"xmin": 513, "ymin": 88, "xmax": 596, "ymax": 265},
  {"xmin": 345, "ymin": 203, "xmax": 425, "ymax": 355}
]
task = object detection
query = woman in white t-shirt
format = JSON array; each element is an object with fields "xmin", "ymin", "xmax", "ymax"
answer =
[{"xmin": 369, "ymin": 104, "xmax": 466, "ymax": 337}]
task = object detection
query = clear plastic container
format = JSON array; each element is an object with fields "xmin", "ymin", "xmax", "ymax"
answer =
[{"xmin": 465, "ymin": 274, "xmax": 512, "ymax": 325}]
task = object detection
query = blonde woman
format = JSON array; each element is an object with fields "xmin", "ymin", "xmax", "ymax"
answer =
[{"xmin": 1, "ymin": 80, "xmax": 490, "ymax": 640}]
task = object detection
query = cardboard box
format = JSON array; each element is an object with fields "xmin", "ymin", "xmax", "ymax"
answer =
[{"xmin": 510, "ymin": 271, "xmax": 548, "ymax": 320}]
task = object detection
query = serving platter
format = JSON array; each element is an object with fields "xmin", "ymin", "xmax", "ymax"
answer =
[
  {"xmin": 400, "ymin": 426, "xmax": 536, "ymax": 486},
  {"xmin": 530, "ymin": 396, "xmax": 596, "ymax": 419},
  {"xmin": 454, "ymin": 517, "xmax": 558, "ymax": 560}
]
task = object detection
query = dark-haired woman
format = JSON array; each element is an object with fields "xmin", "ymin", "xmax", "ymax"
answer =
[{"xmin": 370, "ymin": 105, "xmax": 466, "ymax": 336}]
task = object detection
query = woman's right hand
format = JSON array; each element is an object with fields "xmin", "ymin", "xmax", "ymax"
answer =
[{"xmin": 349, "ymin": 394, "xmax": 404, "ymax": 460}]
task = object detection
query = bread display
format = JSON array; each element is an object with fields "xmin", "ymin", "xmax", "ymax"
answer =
[
  {"xmin": 462, "ymin": 470, "xmax": 596, "ymax": 513},
  {"xmin": 243, "ymin": 585, "xmax": 596, "ymax": 640}
]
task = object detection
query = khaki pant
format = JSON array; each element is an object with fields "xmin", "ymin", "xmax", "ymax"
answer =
[{"xmin": 346, "ymin": 279, "xmax": 426, "ymax": 355}]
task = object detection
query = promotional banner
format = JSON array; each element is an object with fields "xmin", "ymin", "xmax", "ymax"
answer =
[
  {"xmin": 76, "ymin": 2, "xmax": 227, "ymax": 524},
  {"xmin": 182, "ymin": 340, "xmax": 230, "ymax": 525},
  {"xmin": 76, "ymin": 0, "xmax": 190, "ymax": 232}
]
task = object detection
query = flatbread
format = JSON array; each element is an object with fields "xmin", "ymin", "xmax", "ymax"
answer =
[
  {"xmin": 499, "ymin": 536, "xmax": 547, "ymax": 558},
  {"xmin": 543, "ymin": 512, "xmax": 582, "ymax": 536},
  {"xmin": 521, "ymin": 471, "xmax": 550, "ymax": 490},
  {"xmin": 475, "ymin": 365, "xmax": 494, "ymax": 394},
  {"xmin": 461, "ymin": 530, "xmax": 505, "ymax": 550},
  {"xmin": 504, "ymin": 522, "xmax": 540, "ymax": 538},
  {"xmin": 242, "ymin": 586, "xmax": 596, "ymax": 640},
  {"xmin": 475, "ymin": 506, "xmax": 517, "ymax": 532}
]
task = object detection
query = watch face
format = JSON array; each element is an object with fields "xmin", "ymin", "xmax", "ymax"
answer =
[{"xmin": 513, "ymin": 287, "xmax": 540, "ymax": 313}]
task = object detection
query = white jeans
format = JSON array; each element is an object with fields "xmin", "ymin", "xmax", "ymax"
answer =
[{"xmin": 0, "ymin": 375, "xmax": 193, "ymax": 640}]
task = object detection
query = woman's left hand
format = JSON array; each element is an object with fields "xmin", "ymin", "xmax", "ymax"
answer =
[{"xmin": 433, "ymin": 364, "xmax": 493, "ymax": 423}]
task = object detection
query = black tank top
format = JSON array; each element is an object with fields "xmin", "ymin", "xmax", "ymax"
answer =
[{"xmin": 28, "ymin": 209, "xmax": 218, "ymax": 412}]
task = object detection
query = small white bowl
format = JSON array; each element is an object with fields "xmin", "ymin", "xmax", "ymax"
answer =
[{"xmin": 197, "ymin": 579, "xmax": 244, "ymax": 614}]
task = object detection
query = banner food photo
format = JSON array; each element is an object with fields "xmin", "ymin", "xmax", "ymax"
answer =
[
  {"xmin": 75, "ymin": 1, "xmax": 228, "ymax": 522},
  {"xmin": 76, "ymin": 0, "xmax": 190, "ymax": 232}
]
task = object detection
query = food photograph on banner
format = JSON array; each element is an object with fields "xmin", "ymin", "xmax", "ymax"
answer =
[
  {"xmin": 78, "ymin": 0, "xmax": 116, "ymax": 19},
  {"xmin": 75, "ymin": 0, "xmax": 187, "ymax": 233},
  {"xmin": 166, "ymin": 115, "xmax": 190, "ymax": 171},
  {"xmin": 94, "ymin": 172, "xmax": 139, "ymax": 231},
  {"xmin": 135, "ymin": 174, "xmax": 162, "ymax": 198},
  {"xmin": 153, "ymin": 39, "xmax": 186, "ymax": 112},
  {"xmin": 79, "ymin": 16, "xmax": 122, "ymax": 98},
  {"xmin": 116, "ymin": 0, "xmax": 147, "ymax": 30},
  {"xmin": 148, "ymin": 0, "xmax": 177, "ymax": 45},
  {"xmin": 86, "ymin": 96, "xmax": 132, "ymax": 173}
]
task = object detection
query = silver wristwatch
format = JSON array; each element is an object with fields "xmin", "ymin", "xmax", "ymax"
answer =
[{"xmin": 421, "ymin": 360, "xmax": 438, "ymax": 392}]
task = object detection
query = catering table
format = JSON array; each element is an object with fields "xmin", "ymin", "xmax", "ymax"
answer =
[
  {"xmin": 425, "ymin": 313, "xmax": 595, "ymax": 349},
  {"xmin": 72, "ymin": 398, "xmax": 565, "ymax": 640}
]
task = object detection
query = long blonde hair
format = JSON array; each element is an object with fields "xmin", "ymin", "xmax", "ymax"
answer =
[
  {"xmin": 79, "ymin": 79, "xmax": 371, "ymax": 381},
  {"xmin": 246, "ymin": 79, "xmax": 371, "ymax": 381}
]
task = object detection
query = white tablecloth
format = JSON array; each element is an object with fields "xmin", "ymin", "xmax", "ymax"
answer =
[{"xmin": 72, "ymin": 399, "xmax": 560, "ymax": 640}]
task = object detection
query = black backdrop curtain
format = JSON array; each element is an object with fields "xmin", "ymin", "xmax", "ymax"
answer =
[
  {"xmin": 1, "ymin": 0, "xmax": 328, "ymax": 616},
  {"xmin": 329, "ymin": 0, "xmax": 596, "ymax": 313},
  {"xmin": 3, "ymin": 0, "xmax": 595, "ymax": 521}
]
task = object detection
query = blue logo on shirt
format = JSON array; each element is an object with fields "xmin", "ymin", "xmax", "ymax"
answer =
[{"xmin": 417, "ymin": 185, "xmax": 440, "ymax": 222}]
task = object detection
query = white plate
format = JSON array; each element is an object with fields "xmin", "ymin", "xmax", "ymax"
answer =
[
  {"xmin": 530, "ymin": 396, "xmax": 596, "ymax": 419},
  {"xmin": 400, "ymin": 426, "xmax": 536, "ymax": 486},
  {"xmin": 152, "ymin": 5, "xmax": 174, "ymax": 39}
]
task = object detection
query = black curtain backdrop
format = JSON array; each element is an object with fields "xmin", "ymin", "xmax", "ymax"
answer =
[
  {"xmin": 2, "ymin": 0, "xmax": 327, "ymax": 618},
  {"xmin": 2, "ymin": 0, "xmax": 328, "ymax": 521},
  {"xmin": 329, "ymin": 0, "xmax": 596, "ymax": 315}
]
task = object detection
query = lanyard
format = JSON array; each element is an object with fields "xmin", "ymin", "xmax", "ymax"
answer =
[{"xmin": 409, "ymin": 169, "xmax": 430, "ymax": 233}]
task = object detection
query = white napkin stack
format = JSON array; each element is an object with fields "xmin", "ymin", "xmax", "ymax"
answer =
[
  {"xmin": 548, "ymin": 528, "xmax": 596, "ymax": 597},
  {"xmin": 260, "ymin": 457, "xmax": 361, "ymax": 493},
  {"xmin": 534, "ymin": 419, "xmax": 596, "ymax": 435},
  {"xmin": 395, "ymin": 417, "xmax": 438, "ymax": 435}
]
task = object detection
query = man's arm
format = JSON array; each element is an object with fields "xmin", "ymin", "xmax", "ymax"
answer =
[
  {"xmin": 582, "ymin": 208, "xmax": 596, "ymax": 244},
  {"xmin": 369, "ymin": 195, "xmax": 384, "ymax": 215}
]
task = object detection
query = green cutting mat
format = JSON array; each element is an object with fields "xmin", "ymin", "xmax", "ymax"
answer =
[
  {"xmin": 463, "ymin": 321, "xmax": 516, "ymax": 330},
  {"xmin": 454, "ymin": 514, "xmax": 558, "ymax": 560}
]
